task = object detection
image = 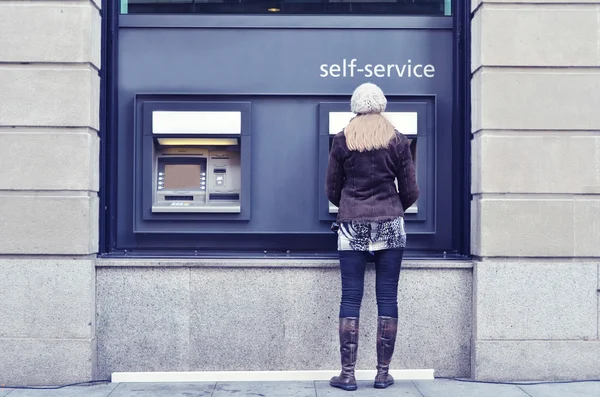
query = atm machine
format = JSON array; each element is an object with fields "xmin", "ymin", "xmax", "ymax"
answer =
[
  {"xmin": 133, "ymin": 99, "xmax": 252, "ymax": 233},
  {"xmin": 150, "ymin": 110, "xmax": 242, "ymax": 213},
  {"xmin": 319, "ymin": 105, "xmax": 420, "ymax": 220}
]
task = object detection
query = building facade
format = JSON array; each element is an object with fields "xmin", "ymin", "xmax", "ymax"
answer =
[{"xmin": 0, "ymin": 0, "xmax": 599, "ymax": 386}]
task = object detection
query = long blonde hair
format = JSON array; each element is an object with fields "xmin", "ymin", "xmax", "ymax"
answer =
[{"xmin": 344, "ymin": 113, "xmax": 396, "ymax": 152}]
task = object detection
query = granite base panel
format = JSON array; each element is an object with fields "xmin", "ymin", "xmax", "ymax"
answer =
[{"xmin": 96, "ymin": 262, "xmax": 472, "ymax": 379}]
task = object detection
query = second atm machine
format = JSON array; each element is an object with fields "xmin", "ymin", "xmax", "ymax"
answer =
[
  {"xmin": 134, "ymin": 100, "xmax": 252, "ymax": 233},
  {"xmin": 318, "ymin": 102, "xmax": 421, "ymax": 222}
]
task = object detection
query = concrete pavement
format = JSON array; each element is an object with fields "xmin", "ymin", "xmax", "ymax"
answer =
[{"xmin": 2, "ymin": 379, "xmax": 600, "ymax": 397}]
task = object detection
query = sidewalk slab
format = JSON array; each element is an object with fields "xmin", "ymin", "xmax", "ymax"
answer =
[
  {"xmin": 109, "ymin": 382, "xmax": 216, "ymax": 397},
  {"xmin": 5, "ymin": 383, "xmax": 118, "ymax": 397},
  {"xmin": 4, "ymin": 379, "xmax": 600, "ymax": 396},
  {"xmin": 413, "ymin": 379, "xmax": 529, "ymax": 397},
  {"xmin": 521, "ymin": 382, "xmax": 600, "ymax": 397},
  {"xmin": 315, "ymin": 380, "xmax": 422, "ymax": 396},
  {"xmin": 214, "ymin": 382, "xmax": 315, "ymax": 397}
]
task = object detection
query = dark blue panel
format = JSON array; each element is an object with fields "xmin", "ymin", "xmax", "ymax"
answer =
[
  {"xmin": 113, "ymin": 20, "xmax": 457, "ymax": 253},
  {"xmin": 117, "ymin": 28, "xmax": 451, "ymax": 95}
]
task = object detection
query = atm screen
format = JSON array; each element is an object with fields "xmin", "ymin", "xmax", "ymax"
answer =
[{"xmin": 163, "ymin": 164, "xmax": 202, "ymax": 189}]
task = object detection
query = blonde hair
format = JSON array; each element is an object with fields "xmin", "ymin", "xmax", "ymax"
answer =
[{"xmin": 344, "ymin": 113, "xmax": 396, "ymax": 152}]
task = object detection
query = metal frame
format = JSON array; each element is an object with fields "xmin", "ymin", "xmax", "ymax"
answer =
[
  {"xmin": 134, "ymin": 98, "xmax": 252, "ymax": 232},
  {"xmin": 99, "ymin": 0, "xmax": 471, "ymax": 258},
  {"xmin": 99, "ymin": 0, "xmax": 119, "ymax": 254},
  {"xmin": 451, "ymin": 0, "xmax": 471, "ymax": 257},
  {"xmin": 119, "ymin": 14, "xmax": 453, "ymax": 29}
]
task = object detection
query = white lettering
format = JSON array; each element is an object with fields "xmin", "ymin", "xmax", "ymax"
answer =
[
  {"xmin": 397, "ymin": 64, "xmax": 407, "ymax": 77},
  {"xmin": 329, "ymin": 64, "xmax": 341, "ymax": 77},
  {"xmin": 348, "ymin": 58, "xmax": 357, "ymax": 77},
  {"xmin": 413, "ymin": 64, "xmax": 423, "ymax": 78},
  {"xmin": 424, "ymin": 64, "xmax": 435, "ymax": 78},
  {"xmin": 373, "ymin": 64, "xmax": 385, "ymax": 77},
  {"xmin": 319, "ymin": 59, "xmax": 436, "ymax": 79},
  {"xmin": 387, "ymin": 64, "xmax": 395, "ymax": 76},
  {"xmin": 320, "ymin": 64, "xmax": 328, "ymax": 77}
]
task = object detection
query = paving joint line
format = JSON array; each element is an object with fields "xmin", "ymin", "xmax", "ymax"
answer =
[
  {"xmin": 105, "ymin": 382, "xmax": 122, "ymax": 397},
  {"xmin": 517, "ymin": 384, "xmax": 534, "ymax": 397},
  {"xmin": 411, "ymin": 380, "xmax": 426, "ymax": 397}
]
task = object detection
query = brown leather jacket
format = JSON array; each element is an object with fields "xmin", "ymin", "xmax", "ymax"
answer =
[{"xmin": 325, "ymin": 130, "xmax": 419, "ymax": 223}]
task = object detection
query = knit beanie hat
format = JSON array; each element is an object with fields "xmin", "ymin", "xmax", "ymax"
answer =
[{"xmin": 350, "ymin": 82, "xmax": 387, "ymax": 114}]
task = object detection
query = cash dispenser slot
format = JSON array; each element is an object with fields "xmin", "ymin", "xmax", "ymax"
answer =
[
  {"xmin": 151, "ymin": 110, "xmax": 243, "ymax": 214},
  {"xmin": 327, "ymin": 111, "xmax": 419, "ymax": 215}
]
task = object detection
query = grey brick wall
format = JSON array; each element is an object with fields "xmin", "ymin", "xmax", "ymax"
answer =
[
  {"xmin": 471, "ymin": 0, "xmax": 600, "ymax": 380},
  {"xmin": 0, "ymin": 0, "xmax": 101, "ymax": 386}
]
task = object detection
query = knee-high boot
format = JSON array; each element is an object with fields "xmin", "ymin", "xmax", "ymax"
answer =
[
  {"xmin": 330, "ymin": 317, "xmax": 359, "ymax": 391},
  {"xmin": 374, "ymin": 316, "xmax": 398, "ymax": 389}
]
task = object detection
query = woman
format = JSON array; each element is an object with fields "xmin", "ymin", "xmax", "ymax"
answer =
[{"xmin": 325, "ymin": 82, "xmax": 419, "ymax": 391}]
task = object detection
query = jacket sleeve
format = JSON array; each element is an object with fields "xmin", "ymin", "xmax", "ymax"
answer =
[
  {"xmin": 325, "ymin": 138, "xmax": 345, "ymax": 207},
  {"xmin": 395, "ymin": 138, "xmax": 419, "ymax": 212}
]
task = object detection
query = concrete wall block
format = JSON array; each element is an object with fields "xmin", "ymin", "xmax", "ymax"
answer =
[
  {"xmin": 472, "ymin": 69, "xmax": 600, "ymax": 132},
  {"xmin": 471, "ymin": 69, "xmax": 482, "ymax": 133},
  {"xmin": 0, "ymin": 2, "xmax": 101, "ymax": 67},
  {"xmin": 471, "ymin": 9, "xmax": 482, "ymax": 71},
  {"xmin": 470, "ymin": 132, "xmax": 481, "ymax": 194},
  {"xmin": 0, "ymin": 66, "xmax": 100, "ymax": 130},
  {"xmin": 477, "ymin": 0, "xmax": 600, "ymax": 5},
  {"xmin": 0, "ymin": 337, "xmax": 96, "ymax": 386},
  {"xmin": 96, "ymin": 267, "xmax": 191, "ymax": 379},
  {"xmin": 189, "ymin": 267, "xmax": 292, "ymax": 371},
  {"xmin": 96, "ymin": 265, "xmax": 472, "ymax": 378},
  {"xmin": 472, "ymin": 132, "xmax": 600, "ymax": 194},
  {"xmin": 394, "ymin": 268, "xmax": 473, "ymax": 377},
  {"xmin": 473, "ymin": 0, "xmax": 600, "ymax": 11},
  {"xmin": 471, "ymin": 197, "xmax": 575, "ymax": 257},
  {"xmin": 473, "ymin": 5, "xmax": 599, "ymax": 70},
  {"xmin": 470, "ymin": 199, "xmax": 482, "ymax": 257},
  {"xmin": 0, "ymin": 259, "xmax": 95, "ymax": 339},
  {"xmin": 0, "ymin": 194, "xmax": 98, "ymax": 255},
  {"xmin": 575, "ymin": 198, "xmax": 600, "ymax": 256},
  {"xmin": 474, "ymin": 261, "xmax": 598, "ymax": 340},
  {"xmin": 90, "ymin": 3, "xmax": 101, "ymax": 68},
  {"xmin": 473, "ymin": 340, "xmax": 600, "ymax": 381},
  {"xmin": 0, "ymin": 130, "xmax": 99, "ymax": 191},
  {"xmin": 188, "ymin": 267, "xmax": 471, "ymax": 376}
]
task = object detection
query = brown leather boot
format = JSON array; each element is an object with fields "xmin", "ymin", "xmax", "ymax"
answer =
[
  {"xmin": 374, "ymin": 316, "xmax": 398, "ymax": 389},
  {"xmin": 330, "ymin": 317, "xmax": 359, "ymax": 391}
]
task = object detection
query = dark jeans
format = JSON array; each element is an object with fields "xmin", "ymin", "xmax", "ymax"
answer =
[{"xmin": 338, "ymin": 249, "xmax": 404, "ymax": 318}]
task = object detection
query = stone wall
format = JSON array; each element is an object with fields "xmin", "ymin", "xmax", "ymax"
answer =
[
  {"xmin": 470, "ymin": 0, "xmax": 600, "ymax": 380},
  {"xmin": 0, "ymin": 0, "xmax": 101, "ymax": 386}
]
